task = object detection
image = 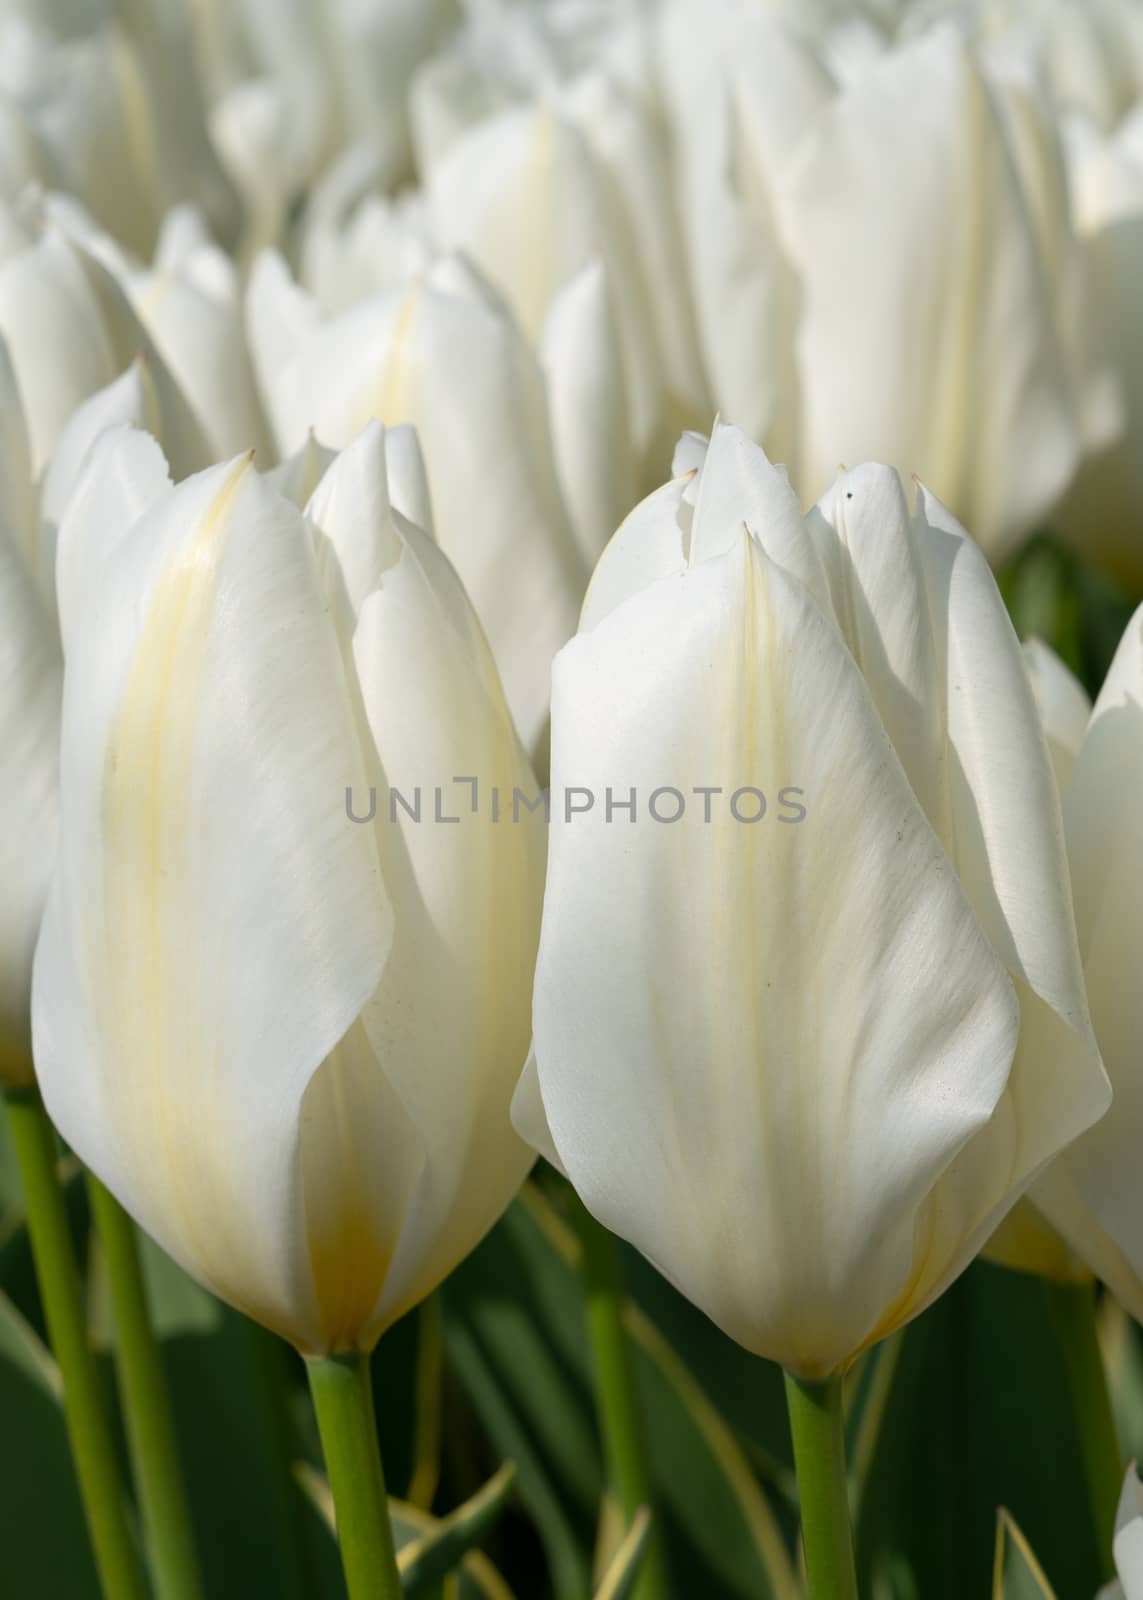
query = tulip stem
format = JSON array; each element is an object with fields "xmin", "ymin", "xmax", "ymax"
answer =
[
  {"xmin": 3, "ymin": 1087, "xmax": 149, "ymax": 1600},
  {"xmin": 307, "ymin": 1350, "xmax": 403, "ymax": 1600},
  {"xmin": 87, "ymin": 1174, "xmax": 205, "ymax": 1600},
  {"xmin": 1047, "ymin": 1281, "xmax": 1120, "ymax": 1581},
  {"xmin": 570, "ymin": 1195, "xmax": 669, "ymax": 1600},
  {"xmin": 783, "ymin": 1371, "xmax": 858, "ymax": 1600}
]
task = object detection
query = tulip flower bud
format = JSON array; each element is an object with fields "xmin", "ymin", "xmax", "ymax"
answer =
[
  {"xmin": 1056, "ymin": 111, "xmax": 1143, "ymax": 589},
  {"xmin": 246, "ymin": 249, "xmax": 587, "ymax": 757},
  {"xmin": 0, "ymin": 353, "xmax": 58, "ymax": 1078},
  {"xmin": 0, "ymin": 17, "xmax": 162, "ymax": 257},
  {"xmin": 0, "ymin": 331, "xmax": 201, "ymax": 1086},
  {"xmin": 32, "ymin": 420, "xmax": 545, "ymax": 1355},
  {"xmin": 424, "ymin": 73, "xmax": 708, "ymax": 480},
  {"xmin": 515, "ymin": 422, "xmax": 1110, "ymax": 1378},
  {"xmin": 659, "ymin": 9, "xmax": 1117, "ymax": 559},
  {"xmin": 0, "ymin": 193, "xmax": 209, "ymax": 478},
  {"xmin": 116, "ymin": 206, "xmax": 272, "ymax": 461}
]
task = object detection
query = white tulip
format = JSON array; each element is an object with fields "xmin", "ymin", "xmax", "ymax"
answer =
[
  {"xmin": 120, "ymin": 206, "xmax": 272, "ymax": 459},
  {"xmin": 540, "ymin": 259, "xmax": 636, "ymax": 566},
  {"xmin": 998, "ymin": 620, "xmax": 1143, "ymax": 1326},
  {"xmin": 209, "ymin": 0, "xmax": 457, "ymax": 203},
  {"xmin": 516, "ymin": 422, "xmax": 1110, "ymax": 1377},
  {"xmin": 900, "ymin": 0, "xmax": 1143, "ymax": 131},
  {"xmin": 0, "ymin": 192, "xmax": 208, "ymax": 477},
  {"xmin": 1056, "ymin": 110, "xmax": 1143, "ymax": 589},
  {"xmin": 0, "ymin": 332, "xmax": 179, "ymax": 1082},
  {"xmin": 424, "ymin": 70, "xmax": 707, "ymax": 480},
  {"xmin": 779, "ymin": 23, "xmax": 1117, "ymax": 559},
  {"xmin": 0, "ymin": 341, "xmax": 57, "ymax": 1083},
  {"xmin": 32, "ymin": 420, "xmax": 544, "ymax": 1355},
  {"xmin": 246, "ymin": 249, "xmax": 587, "ymax": 757},
  {"xmin": 0, "ymin": 15, "xmax": 161, "ymax": 256}
]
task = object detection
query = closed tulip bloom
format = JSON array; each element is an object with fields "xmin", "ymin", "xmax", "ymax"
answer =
[
  {"xmin": 246, "ymin": 249, "xmax": 586, "ymax": 757},
  {"xmin": 0, "ymin": 334, "xmax": 177, "ymax": 1083},
  {"xmin": 0, "ymin": 368, "xmax": 58, "ymax": 1085},
  {"xmin": 779, "ymin": 23, "xmax": 1117, "ymax": 559},
  {"xmin": 1056, "ymin": 111, "xmax": 1143, "ymax": 589},
  {"xmin": 0, "ymin": 192, "xmax": 208, "ymax": 478},
  {"xmin": 0, "ymin": 15, "xmax": 162, "ymax": 257},
  {"xmin": 119, "ymin": 206, "xmax": 273, "ymax": 460},
  {"xmin": 515, "ymin": 423, "xmax": 1110, "ymax": 1378},
  {"xmin": 425, "ymin": 74, "xmax": 707, "ymax": 480},
  {"xmin": 32, "ymin": 420, "xmax": 544, "ymax": 1354},
  {"xmin": 901, "ymin": 0, "xmax": 1143, "ymax": 131}
]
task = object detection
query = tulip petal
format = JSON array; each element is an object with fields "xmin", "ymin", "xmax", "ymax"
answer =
[
  {"xmin": 579, "ymin": 476, "xmax": 688, "ymax": 633},
  {"xmin": 247, "ymin": 255, "xmax": 586, "ymax": 754},
  {"xmin": 805, "ymin": 470, "xmax": 1109, "ymax": 1306},
  {"xmin": 54, "ymin": 425, "xmax": 173, "ymax": 657},
  {"xmin": 347, "ymin": 510, "xmax": 544, "ymax": 1334},
  {"xmin": 0, "ymin": 527, "xmax": 60, "ymax": 1082},
  {"xmin": 1021, "ymin": 637, "xmax": 1092, "ymax": 793},
  {"xmin": 1115, "ymin": 1465, "xmax": 1143, "ymax": 1600},
  {"xmin": 782, "ymin": 24, "xmax": 1086, "ymax": 555},
  {"xmin": 33, "ymin": 459, "xmax": 392, "ymax": 1350},
  {"xmin": 689, "ymin": 422, "xmax": 830, "ymax": 609},
  {"xmin": 541, "ymin": 258, "xmax": 637, "ymax": 567},
  {"xmin": 1049, "ymin": 608, "xmax": 1143, "ymax": 1287}
]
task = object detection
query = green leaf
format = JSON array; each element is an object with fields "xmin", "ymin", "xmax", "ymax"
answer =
[
  {"xmin": 296, "ymin": 1463, "xmax": 518, "ymax": 1600},
  {"xmin": 0, "ymin": 1287, "xmax": 102, "ymax": 1598},
  {"xmin": 992, "ymin": 1509, "xmax": 1058, "ymax": 1600},
  {"xmin": 88, "ymin": 1224, "xmax": 222, "ymax": 1345},
  {"xmin": 443, "ymin": 1312, "xmax": 591, "ymax": 1600},
  {"xmin": 593, "ymin": 1506, "xmax": 651, "ymax": 1600},
  {"xmin": 512, "ymin": 1182, "xmax": 800, "ymax": 1600},
  {"xmin": 856, "ymin": 1261, "xmax": 1108, "ymax": 1599},
  {"xmin": 399, "ymin": 1462, "xmax": 517, "ymax": 1596}
]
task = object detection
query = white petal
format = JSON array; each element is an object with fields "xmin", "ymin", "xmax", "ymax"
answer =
[
  {"xmin": 54, "ymin": 426, "xmax": 173, "ymax": 659},
  {"xmin": 1052, "ymin": 608, "xmax": 1143, "ymax": 1294},
  {"xmin": 33, "ymin": 459, "xmax": 392, "ymax": 1351},
  {"xmin": 1115, "ymin": 1465, "xmax": 1143, "ymax": 1600},
  {"xmin": 247, "ymin": 261, "xmax": 587, "ymax": 756},
  {"xmin": 128, "ymin": 260, "xmax": 272, "ymax": 460},
  {"xmin": 579, "ymin": 477, "xmax": 689, "ymax": 634},
  {"xmin": 0, "ymin": 527, "xmax": 59, "ymax": 1081},
  {"xmin": 509, "ymin": 1048, "xmax": 564, "ymax": 1178},
  {"xmin": 305, "ymin": 419, "xmax": 401, "ymax": 617},
  {"xmin": 41, "ymin": 362, "xmax": 158, "ymax": 537},
  {"xmin": 383, "ymin": 423, "xmax": 434, "ymax": 538},
  {"xmin": 1022, "ymin": 637, "xmax": 1092, "ymax": 792},
  {"xmin": 347, "ymin": 515, "xmax": 544, "ymax": 1334},
  {"xmin": 689, "ymin": 422, "xmax": 830, "ymax": 611},
  {"xmin": 541, "ymin": 259, "xmax": 637, "ymax": 567},
  {"xmin": 782, "ymin": 24, "xmax": 1087, "ymax": 554}
]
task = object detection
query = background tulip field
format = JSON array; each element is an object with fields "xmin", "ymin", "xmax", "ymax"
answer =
[{"xmin": 5, "ymin": 0, "xmax": 1143, "ymax": 1597}]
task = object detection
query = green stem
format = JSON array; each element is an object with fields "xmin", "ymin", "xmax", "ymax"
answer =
[
  {"xmin": 4, "ymin": 1088, "xmax": 148, "ymax": 1600},
  {"xmin": 307, "ymin": 1350, "xmax": 402, "ymax": 1600},
  {"xmin": 87, "ymin": 1174, "xmax": 204, "ymax": 1600},
  {"xmin": 783, "ymin": 1372, "xmax": 858, "ymax": 1600},
  {"xmin": 570, "ymin": 1195, "xmax": 670, "ymax": 1600},
  {"xmin": 1047, "ymin": 1280, "xmax": 1120, "ymax": 1581}
]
